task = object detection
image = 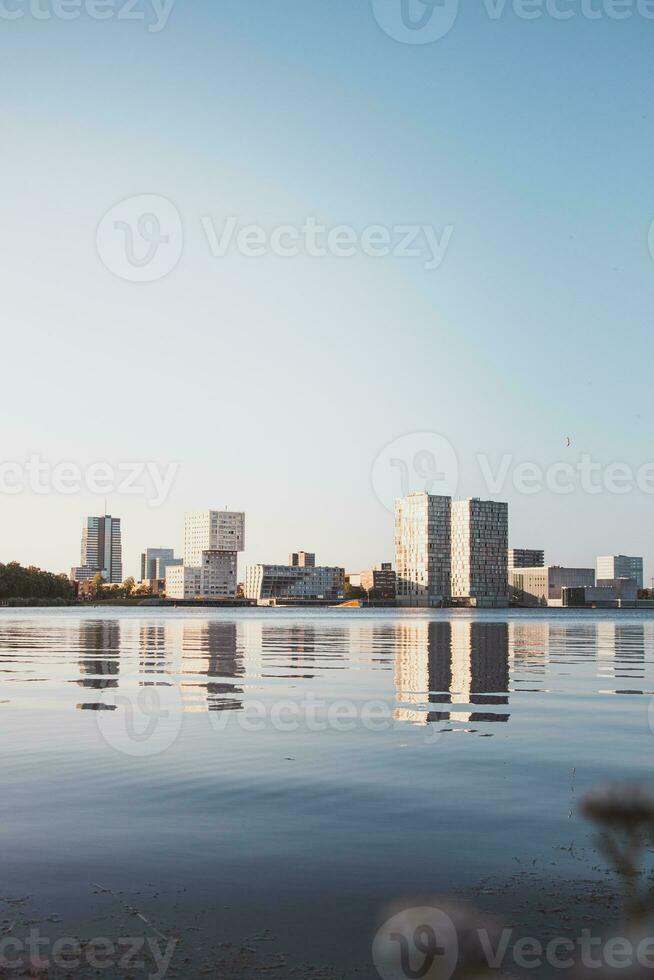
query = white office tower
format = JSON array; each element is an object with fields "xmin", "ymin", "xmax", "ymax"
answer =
[
  {"xmin": 596, "ymin": 555, "xmax": 643, "ymax": 590},
  {"xmin": 451, "ymin": 498, "xmax": 509, "ymax": 607},
  {"xmin": 184, "ymin": 510, "xmax": 245, "ymax": 564},
  {"xmin": 166, "ymin": 510, "xmax": 245, "ymax": 600},
  {"xmin": 395, "ymin": 492, "xmax": 451, "ymax": 606}
]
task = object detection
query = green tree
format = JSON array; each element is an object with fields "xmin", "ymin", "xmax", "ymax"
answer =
[
  {"xmin": 0, "ymin": 562, "xmax": 75, "ymax": 602},
  {"xmin": 89, "ymin": 572, "xmax": 106, "ymax": 600}
]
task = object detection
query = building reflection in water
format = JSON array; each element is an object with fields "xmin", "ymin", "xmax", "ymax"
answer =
[
  {"xmin": 394, "ymin": 621, "xmax": 510, "ymax": 727},
  {"xmin": 597, "ymin": 622, "xmax": 646, "ymax": 691},
  {"xmin": 259, "ymin": 625, "xmax": 347, "ymax": 677},
  {"xmin": 180, "ymin": 621, "xmax": 244, "ymax": 712},
  {"xmin": 76, "ymin": 620, "xmax": 121, "ymax": 689},
  {"xmin": 139, "ymin": 623, "xmax": 170, "ymax": 676}
]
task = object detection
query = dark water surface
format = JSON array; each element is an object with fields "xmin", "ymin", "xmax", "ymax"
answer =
[{"xmin": 0, "ymin": 608, "xmax": 652, "ymax": 977}]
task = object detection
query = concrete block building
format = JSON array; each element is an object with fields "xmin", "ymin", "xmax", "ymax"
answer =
[
  {"xmin": 165, "ymin": 565, "xmax": 202, "ymax": 600},
  {"xmin": 166, "ymin": 510, "xmax": 245, "ymax": 600},
  {"xmin": 510, "ymin": 565, "xmax": 595, "ymax": 606}
]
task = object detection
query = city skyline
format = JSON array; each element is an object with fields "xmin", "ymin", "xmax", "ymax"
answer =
[{"xmin": 58, "ymin": 499, "xmax": 648, "ymax": 602}]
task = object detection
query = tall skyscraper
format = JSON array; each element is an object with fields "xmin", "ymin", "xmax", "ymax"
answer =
[
  {"xmin": 395, "ymin": 492, "xmax": 451, "ymax": 606},
  {"xmin": 71, "ymin": 515, "xmax": 122, "ymax": 584},
  {"xmin": 596, "ymin": 555, "xmax": 643, "ymax": 590},
  {"xmin": 166, "ymin": 510, "xmax": 245, "ymax": 600},
  {"xmin": 395, "ymin": 493, "xmax": 509, "ymax": 607},
  {"xmin": 451, "ymin": 498, "xmax": 509, "ymax": 604}
]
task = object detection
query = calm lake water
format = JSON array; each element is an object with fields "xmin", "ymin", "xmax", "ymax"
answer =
[{"xmin": 0, "ymin": 608, "xmax": 652, "ymax": 978}]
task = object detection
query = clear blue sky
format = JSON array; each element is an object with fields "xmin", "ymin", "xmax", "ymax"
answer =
[{"xmin": 1, "ymin": 0, "xmax": 653, "ymax": 581}]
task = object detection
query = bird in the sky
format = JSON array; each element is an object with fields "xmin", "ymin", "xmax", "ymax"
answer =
[{"xmin": 566, "ymin": 437, "xmax": 571, "ymax": 447}]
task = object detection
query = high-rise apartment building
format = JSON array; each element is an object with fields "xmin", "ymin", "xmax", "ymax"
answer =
[
  {"xmin": 395, "ymin": 493, "xmax": 509, "ymax": 606},
  {"xmin": 596, "ymin": 555, "xmax": 643, "ymax": 590},
  {"xmin": 166, "ymin": 510, "xmax": 245, "ymax": 600},
  {"xmin": 70, "ymin": 515, "xmax": 122, "ymax": 584},
  {"xmin": 395, "ymin": 493, "xmax": 452, "ymax": 606},
  {"xmin": 451, "ymin": 498, "xmax": 509, "ymax": 605},
  {"xmin": 509, "ymin": 548, "xmax": 544, "ymax": 570},
  {"xmin": 289, "ymin": 551, "xmax": 316, "ymax": 567}
]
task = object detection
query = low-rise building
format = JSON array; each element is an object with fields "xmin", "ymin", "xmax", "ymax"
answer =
[
  {"xmin": 596, "ymin": 577, "xmax": 639, "ymax": 601},
  {"xmin": 165, "ymin": 565, "xmax": 202, "ymax": 600},
  {"xmin": 360, "ymin": 563, "xmax": 396, "ymax": 600},
  {"xmin": 563, "ymin": 578, "xmax": 639, "ymax": 606},
  {"xmin": 245, "ymin": 563, "xmax": 344, "ymax": 601},
  {"xmin": 510, "ymin": 565, "xmax": 595, "ymax": 606}
]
